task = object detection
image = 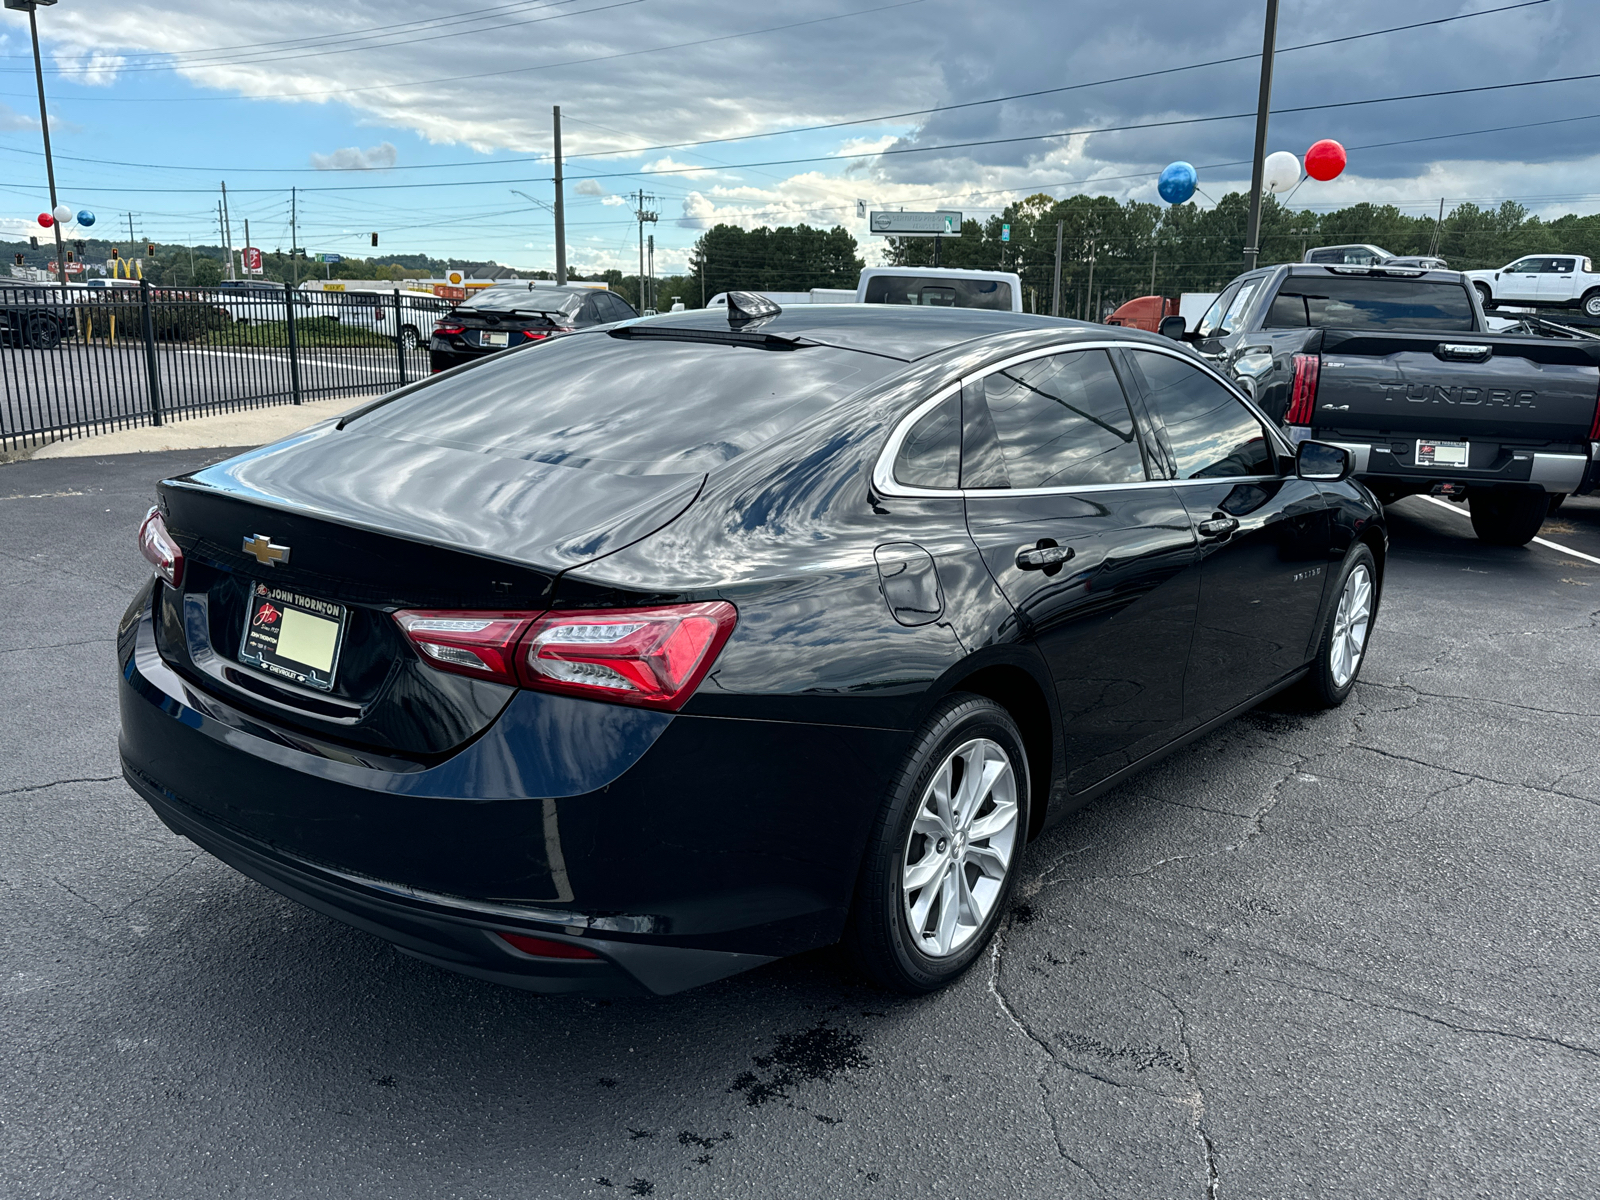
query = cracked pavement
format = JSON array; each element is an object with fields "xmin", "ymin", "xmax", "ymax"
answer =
[{"xmin": 2, "ymin": 452, "xmax": 1597, "ymax": 1199}]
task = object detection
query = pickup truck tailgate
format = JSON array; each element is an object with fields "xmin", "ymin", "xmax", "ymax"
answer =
[{"xmin": 1314, "ymin": 329, "xmax": 1600, "ymax": 442}]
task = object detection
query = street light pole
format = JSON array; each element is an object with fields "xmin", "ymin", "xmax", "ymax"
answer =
[
  {"xmin": 11, "ymin": 0, "xmax": 67, "ymax": 286},
  {"xmin": 1242, "ymin": 0, "xmax": 1280, "ymax": 273}
]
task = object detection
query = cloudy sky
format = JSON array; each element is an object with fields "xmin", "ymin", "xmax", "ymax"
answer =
[{"xmin": 0, "ymin": 0, "xmax": 1594, "ymax": 274}]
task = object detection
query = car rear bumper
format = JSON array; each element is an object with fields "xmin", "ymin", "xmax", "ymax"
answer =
[
  {"xmin": 117, "ymin": 586, "xmax": 903, "ymax": 994},
  {"xmin": 1318, "ymin": 436, "xmax": 1592, "ymax": 495}
]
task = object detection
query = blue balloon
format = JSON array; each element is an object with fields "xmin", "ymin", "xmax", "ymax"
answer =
[
  {"xmin": 76, "ymin": 209, "xmax": 95, "ymax": 227},
  {"xmin": 1157, "ymin": 162, "xmax": 1197, "ymax": 205}
]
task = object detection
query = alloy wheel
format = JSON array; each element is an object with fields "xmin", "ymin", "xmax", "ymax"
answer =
[
  {"xmin": 1329, "ymin": 563, "xmax": 1373, "ymax": 688},
  {"xmin": 901, "ymin": 737, "xmax": 1019, "ymax": 958}
]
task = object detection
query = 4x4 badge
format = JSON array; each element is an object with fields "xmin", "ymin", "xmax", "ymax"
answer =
[{"xmin": 243, "ymin": 534, "xmax": 291, "ymax": 567}]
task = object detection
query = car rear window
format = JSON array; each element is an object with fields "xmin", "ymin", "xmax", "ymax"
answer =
[
  {"xmin": 466, "ymin": 289, "xmax": 584, "ymax": 316},
  {"xmin": 349, "ymin": 332, "xmax": 886, "ymax": 476},
  {"xmin": 1265, "ymin": 277, "xmax": 1474, "ymax": 331},
  {"xmin": 863, "ymin": 275, "xmax": 1012, "ymax": 311}
]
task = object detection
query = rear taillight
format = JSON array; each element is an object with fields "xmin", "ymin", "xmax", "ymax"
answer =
[
  {"xmin": 521, "ymin": 603, "xmax": 737, "ymax": 711},
  {"xmin": 434, "ymin": 322, "xmax": 464, "ymax": 335},
  {"xmin": 137, "ymin": 506, "xmax": 183, "ymax": 587},
  {"xmin": 392, "ymin": 611, "xmax": 533, "ymax": 686},
  {"xmin": 1285, "ymin": 353, "xmax": 1320, "ymax": 425},
  {"xmin": 523, "ymin": 329, "xmax": 549, "ymax": 341},
  {"xmin": 393, "ymin": 602, "xmax": 738, "ymax": 711},
  {"xmin": 498, "ymin": 932, "xmax": 601, "ymax": 960}
]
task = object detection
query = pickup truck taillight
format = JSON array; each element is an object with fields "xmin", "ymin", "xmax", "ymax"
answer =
[{"xmin": 1285, "ymin": 354, "xmax": 1320, "ymax": 425}]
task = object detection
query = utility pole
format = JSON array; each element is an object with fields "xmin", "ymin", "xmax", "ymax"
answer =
[
  {"xmin": 1084, "ymin": 237, "xmax": 1097, "ymax": 321},
  {"xmin": 634, "ymin": 189, "xmax": 657, "ymax": 311},
  {"xmin": 243, "ymin": 219, "xmax": 250, "ymax": 276},
  {"xmin": 126, "ymin": 212, "xmax": 136, "ymax": 263},
  {"xmin": 647, "ymin": 234, "xmax": 655, "ymax": 310},
  {"xmin": 15, "ymin": 0, "xmax": 68, "ymax": 287},
  {"xmin": 552, "ymin": 105, "xmax": 567, "ymax": 285},
  {"xmin": 1428, "ymin": 197, "xmax": 1446, "ymax": 257},
  {"xmin": 1242, "ymin": 0, "xmax": 1280, "ymax": 272},
  {"xmin": 1150, "ymin": 247, "xmax": 1158, "ymax": 296},
  {"xmin": 1051, "ymin": 220, "xmax": 1064, "ymax": 317},
  {"xmin": 221, "ymin": 181, "xmax": 236, "ymax": 280},
  {"xmin": 290, "ymin": 187, "xmax": 299, "ymax": 287}
]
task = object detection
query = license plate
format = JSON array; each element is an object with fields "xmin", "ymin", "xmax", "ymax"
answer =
[
  {"xmin": 1416, "ymin": 439, "xmax": 1469, "ymax": 468},
  {"xmin": 239, "ymin": 583, "xmax": 348, "ymax": 692},
  {"xmin": 479, "ymin": 330, "xmax": 509, "ymax": 347}
]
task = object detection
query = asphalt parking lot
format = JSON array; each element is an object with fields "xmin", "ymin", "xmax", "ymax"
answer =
[{"xmin": 4, "ymin": 450, "xmax": 1597, "ymax": 1199}]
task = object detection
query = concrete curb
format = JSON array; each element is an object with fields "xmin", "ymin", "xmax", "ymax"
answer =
[{"xmin": 25, "ymin": 395, "xmax": 382, "ymax": 460}]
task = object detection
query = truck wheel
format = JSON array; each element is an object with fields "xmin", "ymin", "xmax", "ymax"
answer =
[
  {"xmin": 1473, "ymin": 283, "xmax": 1494, "ymax": 310},
  {"xmin": 1469, "ymin": 489, "xmax": 1549, "ymax": 547},
  {"xmin": 1583, "ymin": 290, "xmax": 1600, "ymax": 318}
]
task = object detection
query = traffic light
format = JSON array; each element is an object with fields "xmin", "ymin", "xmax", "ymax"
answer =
[
  {"xmin": 65, "ymin": 251, "xmax": 75, "ymax": 263},
  {"xmin": 371, "ymin": 232, "xmax": 378, "ymax": 247},
  {"xmin": 29, "ymin": 236, "xmax": 38, "ymax": 247},
  {"xmin": 147, "ymin": 243, "xmax": 156, "ymax": 257},
  {"xmin": 110, "ymin": 247, "xmax": 119, "ymax": 258},
  {"xmin": 13, "ymin": 253, "xmax": 22, "ymax": 267}
]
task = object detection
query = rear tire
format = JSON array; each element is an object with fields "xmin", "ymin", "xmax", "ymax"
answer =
[
  {"xmin": 399, "ymin": 326, "xmax": 420, "ymax": 351},
  {"xmin": 1297, "ymin": 543, "xmax": 1378, "ymax": 709},
  {"xmin": 22, "ymin": 313, "xmax": 60, "ymax": 350},
  {"xmin": 1469, "ymin": 489, "xmax": 1549, "ymax": 546},
  {"xmin": 845, "ymin": 694, "xmax": 1029, "ymax": 994},
  {"xmin": 1583, "ymin": 290, "xmax": 1600, "ymax": 319},
  {"xmin": 1474, "ymin": 283, "xmax": 1495, "ymax": 311}
]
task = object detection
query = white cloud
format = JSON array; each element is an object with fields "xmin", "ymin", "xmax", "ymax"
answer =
[
  {"xmin": 600, "ymin": 194, "xmax": 628, "ymax": 207},
  {"xmin": 574, "ymin": 179, "xmax": 605, "ymax": 196},
  {"xmin": 52, "ymin": 50, "xmax": 125, "ymax": 87},
  {"xmin": 309, "ymin": 142, "xmax": 398, "ymax": 171},
  {"xmin": 0, "ymin": 103, "xmax": 37, "ymax": 133}
]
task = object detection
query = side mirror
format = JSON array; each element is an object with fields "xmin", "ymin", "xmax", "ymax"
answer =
[
  {"xmin": 1296, "ymin": 440, "xmax": 1352, "ymax": 482},
  {"xmin": 1158, "ymin": 314, "xmax": 1186, "ymax": 341}
]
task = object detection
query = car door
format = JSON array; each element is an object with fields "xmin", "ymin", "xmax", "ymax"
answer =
[
  {"xmin": 1498, "ymin": 258, "xmax": 1544, "ymax": 302},
  {"xmin": 959, "ymin": 346, "xmax": 1200, "ymax": 794},
  {"xmin": 1539, "ymin": 258, "xmax": 1578, "ymax": 304},
  {"xmin": 1119, "ymin": 346, "xmax": 1333, "ymax": 728}
]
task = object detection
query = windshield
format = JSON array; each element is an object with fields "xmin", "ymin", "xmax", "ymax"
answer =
[
  {"xmin": 1266, "ymin": 278, "xmax": 1475, "ymax": 331},
  {"xmin": 347, "ymin": 331, "xmax": 887, "ymax": 476},
  {"xmin": 863, "ymin": 275, "xmax": 1012, "ymax": 311}
]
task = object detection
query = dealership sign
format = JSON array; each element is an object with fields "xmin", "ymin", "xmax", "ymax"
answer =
[{"xmin": 868, "ymin": 210, "xmax": 962, "ymax": 238}]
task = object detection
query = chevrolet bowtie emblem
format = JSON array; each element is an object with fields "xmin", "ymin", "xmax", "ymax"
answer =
[{"xmin": 243, "ymin": 534, "xmax": 291, "ymax": 567}]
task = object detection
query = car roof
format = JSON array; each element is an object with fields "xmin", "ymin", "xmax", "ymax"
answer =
[{"xmin": 630, "ymin": 303, "xmax": 1089, "ymax": 361}]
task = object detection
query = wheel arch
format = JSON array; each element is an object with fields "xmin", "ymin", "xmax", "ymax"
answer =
[{"xmin": 935, "ymin": 660, "xmax": 1056, "ymax": 841}]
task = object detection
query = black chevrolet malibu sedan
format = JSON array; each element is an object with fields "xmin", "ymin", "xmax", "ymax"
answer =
[{"xmin": 120, "ymin": 300, "xmax": 1386, "ymax": 996}]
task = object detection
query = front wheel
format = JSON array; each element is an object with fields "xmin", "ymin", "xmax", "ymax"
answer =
[
  {"xmin": 846, "ymin": 694, "xmax": 1030, "ymax": 994},
  {"xmin": 22, "ymin": 312, "xmax": 61, "ymax": 349},
  {"xmin": 1583, "ymin": 290, "xmax": 1600, "ymax": 319},
  {"xmin": 1298, "ymin": 543, "xmax": 1378, "ymax": 709},
  {"xmin": 399, "ymin": 325, "xmax": 420, "ymax": 351},
  {"xmin": 1469, "ymin": 488, "xmax": 1549, "ymax": 546},
  {"xmin": 1473, "ymin": 282, "xmax": 1494, "ymax": 310}
]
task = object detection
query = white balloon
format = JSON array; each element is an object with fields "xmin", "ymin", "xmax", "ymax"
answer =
[
  {"xmin": 52, "ymin": 204, "xmax": 74, "ymax": 225},
  {"xmin": 1263, "ymin": 151, "xmax": 1301, "ymax": 194}
]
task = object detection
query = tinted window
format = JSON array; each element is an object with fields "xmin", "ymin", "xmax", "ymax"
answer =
[
  {"xmin": 863, "ymin": 275, "xmax": 1012, "ymax": 311},
  {"xmin": 1548, "ymin": 259, "xmax": 1576, "ymax": 273},
  {"xmin": 600, "ymin": 293, "xmax": 637, "ymax": 321},
  {"xmin": 350, "ymin": 334, "xmax": 885, "ymax": 477},
  {"xmin": 467, "ymin": 288, "xmax": 584, "ymax": 316},
  {"xmin": 1128, "ymin": 351, "xmax": 1275, "ymax": 479},
  {"xmin": 894, "ymin": 394, "xmax": 960, "ymax": 489},
  {"xmin": 1195, "ymin": 283, "xmax": 1239, "ymax": 338},
  {"xmin": 1264, "ymin": 277, "xmax": 1473, "ymax": 331},
  {"xmin": 967, "ymin": 350, "xmax": 1145, "ymax": 490}
]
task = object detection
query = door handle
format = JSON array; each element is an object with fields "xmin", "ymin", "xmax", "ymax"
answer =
[
  {"xmin": 1197, "ymin": 515, "xmax": 1239, "ymax": 539},
  {"xmin": 1015, "ymin": 543, "xmax": 1075, "ymax": 571}
]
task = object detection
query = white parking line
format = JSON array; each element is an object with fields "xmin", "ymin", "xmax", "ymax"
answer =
[{"xmin": 1420, "ymin": 494, "xmax": 1600, "ymax": 566}]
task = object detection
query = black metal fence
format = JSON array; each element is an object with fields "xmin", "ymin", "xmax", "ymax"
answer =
[{"xmin": 0, "ymin": 281, "xmax": 444, "ymax": 451}]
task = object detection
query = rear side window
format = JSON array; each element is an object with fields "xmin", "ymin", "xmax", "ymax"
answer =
[
  {"xmin": 962, "ymin": 349, "xmax": 1146, "ymax": 489},
  {"xmin": 893, "ymin": 394, "xmax": 960, "ymax": 489},
  {"xmin": 349, "ymin": 333, "xmax": 886, "ymax": 477},
  {"xmin": 1126, "ymin": 351, "xmax": 1275, "ymax": 479},
  {"xmin": 863, "ymin": 275, "xmax": 1013, "ymax": 311},
  {"xmin": 1265, "ymin": 278, "xmax": 1474, "ymax": 331}
]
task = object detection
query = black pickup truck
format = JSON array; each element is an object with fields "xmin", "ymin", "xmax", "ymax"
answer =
[{"xmin": 1178, "ymin": 263, "xmax": 1600, "ymax": 545}]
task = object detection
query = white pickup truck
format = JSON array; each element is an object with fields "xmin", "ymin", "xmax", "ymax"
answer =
[{"xmin": 1464, "ymin": 255, "xmax": 1600, "ymax": 317}]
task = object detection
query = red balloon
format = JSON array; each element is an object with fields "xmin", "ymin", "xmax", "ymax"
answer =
[
  {"xmin": 1305, "ymin": 139, "xmax": 1346, "ymax": 182},
  {"xmin": 37, "ymin": 212, "xmax": 53, "ymax": 228}
]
